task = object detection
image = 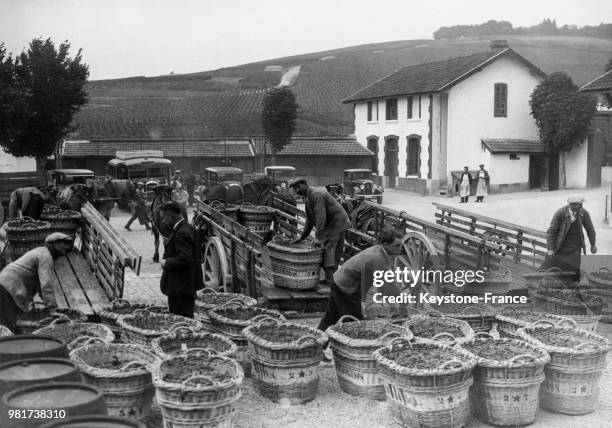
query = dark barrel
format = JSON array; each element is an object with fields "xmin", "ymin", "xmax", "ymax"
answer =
[
  {"xmin": 0, "ymin": 335, "xmax": 68, "ymax": 364},
  {"xmin": 39, "ymin": 415, "xmax": 146, "ymax": 428},
  {"xmin": 0, "ymin": 382, "xmax": 107, "ymax": 428},
  {"xmin": 0, "ymin": 358, "xmax": 82, "ymax": 398}
]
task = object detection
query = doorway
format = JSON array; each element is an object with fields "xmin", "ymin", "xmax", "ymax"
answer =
[
  {"xmin": 529, "ymin": 156, "xmax": 543, "ymax": 189},
  {"xmin": 384, "ymin": 136, "xmax": 399, "ymax": 188},
  {"xmin": 367, "ymin": 137, "xmax": 379, "ymax": 173}
]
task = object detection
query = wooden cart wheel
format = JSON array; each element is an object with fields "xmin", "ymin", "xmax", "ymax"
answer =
[
  {"xmin": 394, "ymin": 231, "xmax": 440, "ymax": 300},
  {"xmin": 202, "ymin": 237, "xmax": 230, "ymax": 292}
]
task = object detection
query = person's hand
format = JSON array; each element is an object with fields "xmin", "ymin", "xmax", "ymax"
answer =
[
  {"xmin": 591, "ymin": 244, "xmax": 598, "ymax": 254},
  {"xmin": 547, "ymin": 250, "xmax": 554, "ymax": 256}
]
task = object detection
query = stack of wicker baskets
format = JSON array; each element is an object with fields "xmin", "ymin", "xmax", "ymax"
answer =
[
  {"xmin": 117, "ymin": 310, "xmax": 206, "ymax": 347},
  {"xmin": 33, "ymin": 318, "xmax": 115, "ymax": 350},
  {"xmin": 6, "ymin": 217, "xmax": 51, "ymax": 258},
  {"xmin": 517, "ymin": 322, "xmax": 610, "ymax": 415},
  {"xmin": 70, "ymin": 342, "xmax": 160, "ymax": 419},
  {"xmin": 243, "ymin": 318, "xmax": 328, "ymax": 404},
  {"xmin": 152, "ymin": 349, "xmax": 244, "ymax": 427},
  {"xmin": 99, "ymin": 299, "xmax": 167, "ymax": 341},
  {"xmin": 238, "ymin": 204, "xmax": 275, "ymax": 236},
  {"xmin": 326, "ymin": 315, "xmax": 413, "ymax": 400},
  {"xmin": 151, "ymin": 326, "xmax": 238, "ymax": 360},
  {"xmin": 586, "ymin": 267, "xmax": 612, "ymax": 322},
  {"xmin": 40, "ymin": 209, "xmax": 82, "ymax": 239},
  {"xmin": 194, "ymin": 288, "xmax": 257, "ymax": 326},
  {"xmin": 373, "ymin": 339, "xmax": 477, "ymax": 428},
  {"xmin": 208, "ymin": 301, "xmax": 285, "ymax": 376},
  {"xmin": 457, "ymin": 332, "xmax": 550, "ymax": 426},
  {"xmin": 266, "ymin": 237, "xmax": 324, "ymax": 291},
  {"xmin": 405, "ymin": 315, "xmax": 475, "ymax": 345},
  {"xmin": 16, "ymin": 308, "xmax": 87, "ymax": 334}
]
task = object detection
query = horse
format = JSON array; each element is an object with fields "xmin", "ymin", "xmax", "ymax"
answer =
[
  {"xmin": 57, "ymin": 184, "xmax": 91, "ymax": 212},
  {"xmin": 57, "ymin": 178, "xmax": 136, "ymax": 220},
  {"xmin": 150, "ymin": 185, "xmax": 187, "ymax": 263}
]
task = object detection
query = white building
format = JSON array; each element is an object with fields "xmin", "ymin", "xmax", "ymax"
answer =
[{"xmin": 343, "ymin": 44, "xmax": 549, "ymax": 195}]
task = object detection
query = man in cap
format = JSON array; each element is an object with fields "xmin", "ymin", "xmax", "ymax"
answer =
[
  {"xmin": 289, "ymin": 178, "xmax": 351, "ymax": 292},
  {"xmin": 124, "ymin": 182, "xmax": 151, "ymax": 231},
  {"xmin": 7, "ymin": 186, "xmax": 51, "ymax": 220},
  {"xmin": 0, "ymin": 232, "xmax": 73, "ymax": 333},
  {"xmin": 542, "ymin": 196, "xmax": 597, "ymax": 281}
]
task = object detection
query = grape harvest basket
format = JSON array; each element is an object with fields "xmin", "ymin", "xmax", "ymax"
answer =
[
  {"xmin": 194, "ymin": 288, "xmax": 257, "ymax": 325},
  {"xmin": 266, "ymin": 237, "xmax": 324, "ymax": 290},
  {"xmin": 34, "ymin": 318, "xmax": 115, "ymax": 350},
  {"xmin": 373, "ymin": 339, "xmax": 477, "ymax": 428},
  {"xmin": 423, "ymin": 307, "xmax": 495, "ymax": 334},
  {"xmin": 495, "ymin": 308, "xmax": 576, "ymax": 337},
  {"xmin": 517, "ymin": 322, "xmax": 610, "ymax": 415},
  {"xmin": 98, "ymin": 299, "xmax": 168, "ymax": 341},
  {"xmin": 151, "ymin": 327, "xmax": 238, "ymax": 360},
  {"xmin": 70, "ymin": 342, "xmax": 160, "ymax": 419},
  {"xmin": 207, "ymin": 201, "xmax": 239, "ymax": 221},
  {"xmin": 458, "ymin": 332, "xmax": 550, "ymax": 426},
  {"xmin": 405, "ymin": 315, "xmax": 475, "ymax": 345},
  {"xmin": 585, "ymin": 267, "xmax": 612, "ymax": 290},
  {"xmin": 152, "ymin": 349, "xmax": 244, "ymax": 428},
  {"xmin": 243, "ymin": 318, "xmax": 328, "ymax": 404},
  {"xmin": 117, "ymin": 310, "xmax": 206, "ymax": 347},
  {"xmin": 16, "ymin": 307, "xmax": 87, "ymax": 334},
  {"xmin": 208, "ymin": 302, "xmax": 285, "ymax": 376},
  {"xmin": 6, "ymin": 218, "xmax": 51, "ymax": 258},
  {"xmin": 238, "ymin": 204, "xmax": 275, "ymax": 235},
  {"xmin": 40, "ymin": 209, "xmax": 82, "ymax": 238},
  {"xmin": 325, "ymin": 315, "xmax": 413, "ymax": 400}
]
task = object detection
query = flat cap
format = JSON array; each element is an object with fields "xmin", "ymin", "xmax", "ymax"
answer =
[
  {"xmin": 45, "ymin": 232, "xmax": 73, "ymax": 244},
  {"xmin": 568, "ymin": 195, "xmax": 585, "ymax": 204},
  {"xmin": 288, "ymin": 177, "xmax": 307, "ymax": 188}
]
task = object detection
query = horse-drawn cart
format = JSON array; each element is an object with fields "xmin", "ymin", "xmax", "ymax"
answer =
[{"xmin": 193, "ymin": 197, "xmax": 539, "ymax": 314}]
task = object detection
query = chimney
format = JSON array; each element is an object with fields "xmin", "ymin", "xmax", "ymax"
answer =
[{"xmin": 490, "ymin": 40, "xmax": 508, "ymax": 50}]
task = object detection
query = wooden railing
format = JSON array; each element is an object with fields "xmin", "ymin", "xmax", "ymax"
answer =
[
  {"xmin": 80, "ymin": 202, "xmax": 142, "ymax": 299},
  {"xmin": 432, "ymin": 202, "xmax": 547, "ymax": 268}
]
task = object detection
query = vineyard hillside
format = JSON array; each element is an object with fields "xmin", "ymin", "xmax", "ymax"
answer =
[{"xmin": 73, "ymin": 35, "xmax": 612, "ymax": 139}]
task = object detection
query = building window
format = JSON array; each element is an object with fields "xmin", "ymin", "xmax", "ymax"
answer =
[
  {"xmin": 494, "ymin": 83, "xmax": 507, "ymax": 117},
  {"xmin": 418, "ymin": 96, "xmax": 422, "ymax": 118},
  {"xmin": 407, "ymin": 96, "xmax": 413, "ymax": 119},
  {"xmin": 367, "ymin": 101, "xmax": 378, "ymax": 121},
  {"xmin": 509, "ymin": 154, "xmax": 519, "ymax": 160},
  {"xmin": 406, "ymin": 137, "xmax": 421, "ymax": 176},
  {"xmin": 385, "ymin": 98, "xmax": 398, "ymax": 121}
]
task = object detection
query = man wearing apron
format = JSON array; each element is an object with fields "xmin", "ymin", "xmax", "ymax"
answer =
[
  {"xmin": 458, "ymin": 167, "xmax": 472, "ymax": 203},
  {"xmin": 475, "ymin": 164, "xmax": 490, "ymax": 202}
]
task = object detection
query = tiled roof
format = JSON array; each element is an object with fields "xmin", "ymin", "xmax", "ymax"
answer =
[
  {"xmin": 580, "ymin": 70, "xmax": 612, "ymax": 92},
  {"xmin": 278, "ymin": 137, "xmax": 373, "ymax": 156},
  {"xmin": 343, "ymin": 48, "xmax": 546, "ymax": 103},
  {"xmin": 62, "ymin": 139, "xmax": 254, "ymax": 158},
  {"xmin": 481, "ymin": 139, "xmax": 546, "ymax": 154}
]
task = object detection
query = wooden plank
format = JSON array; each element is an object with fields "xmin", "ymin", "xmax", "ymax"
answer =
[
  {"xmin": 66, "ymin": 252, "xmax": 110, "ymax": 310},
  {"xmin": 432, "ymin": 202, "xmax": 547, "ymax": 238},
  {"xmin": 51, "ymin": 271, "xmax": 70, "ymax": 310},
  {"xmin": 54, "ymin": 256, "xmax": 94, "ymax": 315},
  {"xmin": 260, "ymin": 286, "xmax": 292, "ymax": 300},
  {"xmin": 287, "ymin": 290, "xmax": 329, "ymax": 300}
]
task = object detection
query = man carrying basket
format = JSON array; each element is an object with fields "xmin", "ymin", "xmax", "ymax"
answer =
[{"xmin": 289, "ymin": 178, "xmax": 351, "ymax": 294}]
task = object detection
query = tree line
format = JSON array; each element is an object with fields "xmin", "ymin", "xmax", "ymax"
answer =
[{"xmin": 434, "ymin": 19, "xmax": 612, "ymax": 40}]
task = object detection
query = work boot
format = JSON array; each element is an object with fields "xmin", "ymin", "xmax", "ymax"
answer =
[
  {"xmin": 318, "ymin": 267, "xmax": 334, "ymax": 295},
  {"xmin": 124, "ymin": 224, "xmax": 132, "ymax": 231}
]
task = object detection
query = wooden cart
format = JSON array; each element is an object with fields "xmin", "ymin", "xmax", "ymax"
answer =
[
  {"xmin": 193, "ymin": 197, "xmax": 538, "ymax": 313},
  {"xmin": 0, "ymin": 202, "xmax": 141, "ymax": 316}
]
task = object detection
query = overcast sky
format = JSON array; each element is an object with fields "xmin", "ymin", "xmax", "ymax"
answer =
[{"xmin": 1, "ymin": 0, "xmax": 610, "ymax": 80}]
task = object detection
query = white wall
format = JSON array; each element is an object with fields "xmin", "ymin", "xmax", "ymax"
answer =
[
  {"xmin": 446, "ymin": 55, "xmax": 542, "ymax": 182},
  {"xmin": 565, "ymin": 140, "xmax": 588, "ymax": 188},
  {"xmin": 354, "ymin": 95, "xmax": 432, "ymax": 178},
  {"xmin": 0, "ymin": 151, "xmax": 36, "ymax": 173},
  {"xmin": 488, "ymin": 153, "xmax": 529, "ymax": 185}
]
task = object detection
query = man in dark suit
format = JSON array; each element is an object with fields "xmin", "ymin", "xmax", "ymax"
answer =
[{"xmin": 159, "ymin": 201, "xmax": 203, "ymax": 317}]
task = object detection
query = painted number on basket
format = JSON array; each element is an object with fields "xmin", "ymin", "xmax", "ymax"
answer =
[
  {"xmin": 503, "ymin": 394, "xmax": 529, "ymax": 403},
  {"xmin": 384, "ymin": 383, "xmax": 468, "ymax": 410},
  {"xmin": 543, "ymin": 380, "xmax": 594, "ymax": 395},
  {"xmin": 336, "ymin": 364, "xmax": 365, "ymax": 381}
]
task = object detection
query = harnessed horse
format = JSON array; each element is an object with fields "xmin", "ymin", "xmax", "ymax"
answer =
[{"xmin": 57, "ymin": 179, "xmax": 136, "ymax": 220}]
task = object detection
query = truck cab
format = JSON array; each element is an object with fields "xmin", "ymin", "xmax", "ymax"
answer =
[
  {"xmin": 343, "ymin": 169, "xmax": 384, "ymax": 204},
  {"xmin": 197, "ymin": 167, "xmax": 244, "ymax": 201},
  {"xmin": 264, "ymin": 166, "xmax": 295, "ymax": 189},
  {"xmin": 47, "ymin": 169, "xmax": 95, "ymax": 193}
]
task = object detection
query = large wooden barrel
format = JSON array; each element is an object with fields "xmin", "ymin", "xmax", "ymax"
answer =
[
  {"xmin": 0, "ymin": 382, "xmax": 107, "ymax": 428},
  {"xmin": 0, "ymin": 358, "xmax": 82, "ymax": 398},
  {"xmin": 39, "ymin": 415, "xmax": 146, "ymax": 428},
  {"xmin": 0, "ymin": 335, "xmax": 68, "ymax": 364}
]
